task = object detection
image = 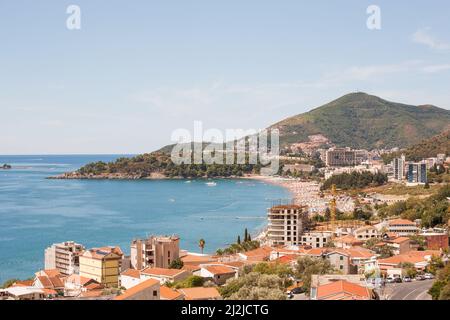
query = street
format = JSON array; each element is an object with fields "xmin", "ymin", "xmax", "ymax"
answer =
[{"xmin": 381, "ymin": 280, "xmax": 434, "ymax": 300}]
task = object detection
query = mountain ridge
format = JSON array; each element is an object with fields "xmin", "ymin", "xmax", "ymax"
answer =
[{"xmin": 270, "ymin": 92, "xmax": 450, "ymax": 150}]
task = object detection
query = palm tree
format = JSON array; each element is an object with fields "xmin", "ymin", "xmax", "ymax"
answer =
[{"xmin": 198, "ymin": 238, "xmax": 206, "ymax": 254}]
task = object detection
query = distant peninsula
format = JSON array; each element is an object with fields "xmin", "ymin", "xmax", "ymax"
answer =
[{"xmin": 49, "ymin": 152, "xmax": 262, "ymax": 180}]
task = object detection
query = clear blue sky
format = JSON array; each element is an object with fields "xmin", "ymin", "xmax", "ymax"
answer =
[{"xmin": 1, "ymin": 0, "xmax": 449, "ymax": 154}]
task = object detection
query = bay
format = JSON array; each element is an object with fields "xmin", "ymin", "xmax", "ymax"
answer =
[{"xmin": 0, "ymin": 155, "xmax": 289, "ymax": 283}]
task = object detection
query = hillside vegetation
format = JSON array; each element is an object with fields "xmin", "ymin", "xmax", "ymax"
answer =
[
  {"xmin": 383, "ymin": 130, "xmax": 450, "ymax": 163},
  {"xmin": 271, "ymin": 92, "xmax": 450, "ymax": 149}
]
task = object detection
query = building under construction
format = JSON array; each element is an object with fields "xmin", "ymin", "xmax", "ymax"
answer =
[{"xmin": 267, "ymin": 204, "xmax": 309, "ymax": 246}]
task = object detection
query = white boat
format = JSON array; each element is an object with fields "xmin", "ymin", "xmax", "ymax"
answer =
[
  {"xmin": 205, "ymin": 182, "xmax": 217, "ymax": 187},
  {"xmin": 185, "ymin": 180, "xmax": 192, "ymax": 183}
]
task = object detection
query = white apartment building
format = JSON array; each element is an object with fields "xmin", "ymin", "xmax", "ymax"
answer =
[
  {"xmin": 353, "ymin": 226, "xmax": 380, "ymax": 240},
  {"xmin": 300, "ymin": 231, "xmax": 333, "ymax": 248},
  {"xmin": 44, "ymin": 241, "xmax": 85, "ymax": 276},
  {"xmin": 267, "ymin": 205, "xmax": 308, "ymax": 246},
  {"xmin": 387, "ymin": 219, "xmax": 420, "ymax": 236}
]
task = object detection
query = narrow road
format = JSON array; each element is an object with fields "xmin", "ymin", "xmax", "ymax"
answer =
[{"xmin": 384, "ymin": 280, "xmax": 433, "ymax": 300}]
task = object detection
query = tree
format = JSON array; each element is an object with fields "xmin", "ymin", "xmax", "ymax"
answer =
[
  {"xmin": 169, "ymin": 258, "xmax": 184, "ymax": 269},
  {"xmin": 400, "ymin": 262, "xmax": 417, "ymax": 278},
  {"xmin": 439, "ymin": 283, "xmax": 450, "ymax": 300},
  {"xmin": 237, "ymin": 235, "xmax": 241, "ymax": 245},
  {"xmin": 428, "ymin": 263, "xmax": 450, "ymax": 299},
  {"xmin": 219, "ymin": 272, "xmax": 287, "ymax": 300},
  {"xmin": 173, "ymin": 275, "xmax": 205, "ymax": 289},
  {"xmin": 244, "ymin": 228, "xmax": 249, "ymax": 242},
  {"xmin": 1, "ymin": 278, "xmax": 20, "ymax": 288},
  {"xmin": 294, "ymin": 256, "xmax": 335, "ymax": 294},
  {"xmin": 198, "ymin": 238, "xmax": 206, "ymax": 254}
]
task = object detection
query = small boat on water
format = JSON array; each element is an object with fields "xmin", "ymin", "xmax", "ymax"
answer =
[
  {"xmin": 205, "ymin": 182, "xmax": 217, "ymax": 187},
  {"xmin": 185, "ymin": 180, "xmax": 192, "ymax": 183}
]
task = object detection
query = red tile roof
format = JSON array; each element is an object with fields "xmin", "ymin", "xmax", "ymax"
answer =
[
  {"xmin": 160, "ymin": 285, "xmax": 184, "ymax": 300},
  {"xmin": 141, "ymin": 267, "xmax": 186, "ymax": 277},
  {"xmin": 316, "ymin": 280, "xmax": 371, "ymax": 300},
  {"xmin": 121, "ymin": 268, "xmax": 141, "ymax": 279},
  {"xmin": 177, "ymin": 287, "xmax": 221, "ymax": 300},
  {"xmin": 114, "ymin": 278, "xmax": 160, "ymax": 300},
  {"xmin": 378, "ymin": 250, "xmax": 441, "ymax": 266},
  {"xmin": 203, "ymin": 265, "xmax": 236, "ymax": 275},
  {"xmin": 388, "ymin": 219, "xmax": 416, "ymax": 226}
]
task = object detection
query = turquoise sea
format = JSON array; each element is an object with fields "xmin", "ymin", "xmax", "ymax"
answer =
[{"xmin": 0, "ymin": 155, "xmax": 290, "ymax": 283}]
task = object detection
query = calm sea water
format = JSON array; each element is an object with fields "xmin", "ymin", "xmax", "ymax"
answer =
[{"xmin": 0, "ymin": 155, "xmax": 289, "ymax": 283}]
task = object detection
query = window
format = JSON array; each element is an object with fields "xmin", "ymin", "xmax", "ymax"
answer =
[
  {"xmin": 153, "ymin": 290, "xmax": 158, "ymax": 297},
  {"xmin": 168, "ymin": 251, "xmax": 170, "ymax": 257},
  {"xmin": 323, "ymin": 238, "xmax": 326, "ymax": 242},
  {"xmin": 340, "ymin": 256, "xmax": 343, "ymax": 261},
  {"xmin": 340, "ymin": 265, "xmax": 343, "ymax": 270}
]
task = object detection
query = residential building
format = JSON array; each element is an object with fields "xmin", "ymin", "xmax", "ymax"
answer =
[
  {"xmin": 140, "ymin": 267, "xmax": 189, "ymax": 284},
  {"xmin": 392, "ymin": 155, "xmax": 405, "ymax": 181},
  {"xmin": 177, "ymin": 287, "xmax": 221, "ymax": 300},
  {"xmin": 420, "ymin": 231, "xmax": 449, "ymax": 250},
  {"xmin": 353, "ymin": 225, "xmax": 380, "ymax": 240},
  {"xmin": 325, "ymin": 251, "xmax": 353, "ymax": 274},
  {"xmin": 387, "ymin": 219, "xmax": 420, "ymax": 236},
  {"xmin": 0, "ymin": 286, "xmax": 47, "ymax": 300},
  {"xmin": 44, "ymin": 241, "xmax": 85, "ymax": 276},
  {"xmin": 64, "ymin": 274, "xmax": 103, "ymax": 297},
  {"xmin": 130, "ymin": 235, "xmax": 180, "ymax": 270},
  {"xmin": 311, "ymin": 280, "xmax": 372, "ymax": 300},
  {"xmin": 119, "ymin": 269, "xmax": 143, "ymax": 289},
  {"xmin": 197, "ymin": 265, "xmax": 238, "ymax": 285},
  {"xmin": 334, "ymin": 235, "xmax": 364, "ymax": 249},
  {"xmin": 114, "ymin": 278, "xmax": 160, "ymax": 300},
  {"xmin": 381, "ymin": 236, "xmax": 411, "ymax": 255},
  {"xmin": 406, "ymin": 161, "xmax": 427, "ymax": 185},
  {"xmin": 238, "ymin": 246, "xmax": 273, "ymax": 262},
  {"xmin": 79, "ymin": 247, "xmax": 122, "ymax": 287},
  {"xmin": 299, "ymin": 231, "xmax": 333, "ymax": 248},
  {"xmin": 377, "ymin": 250, "xmax": 442, "ymax": 272},
  {"xmin": 180, "ymin": 253, "xmax": 217, "ymax": 267},
  {"xmin": 267, "ymin": 205, "xmax": 309, "ymax": 246},
  {"xmin": 33, "ymin": 269, "xmax": 65, "ymax": 293}
]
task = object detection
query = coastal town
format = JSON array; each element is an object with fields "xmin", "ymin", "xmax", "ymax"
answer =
[{"xmin": 1, "ymin": 143, "xmax": 449, "ymax": 301}]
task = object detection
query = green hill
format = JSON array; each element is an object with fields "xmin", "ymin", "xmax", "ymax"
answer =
[
  {"xmin": 271, "ymin": 92, "xmax": 450, "ymax": 149},
  {"xmin": 383, "ymin": 130, "xmax": 450, "ymax": 163}
]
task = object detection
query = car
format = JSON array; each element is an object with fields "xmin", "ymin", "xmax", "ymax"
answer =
[
  {"xmin": 403, "ymin": 276, "xmax": 412, "ymax": 282},
  {"xmin": 291, "ymin": 287, "xmax": 306, "ymax": 294},
  {"xmin": 424, "ymin": 273, "xmax": 434, "ymax": 279},
  {"xmin": 415, "ymin": 274, "xmax": 425, "ymax": 281},
  {"xmin": 386, "ymin": 277, "xmax": 395, "ymax": 283},
  {"xmin": 286, "ymin": 292, "xmax": 294, "ymax": 299},
  {"xmin": 394, "ymin": 277, "xmax": 402, "ymax": 283}
]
